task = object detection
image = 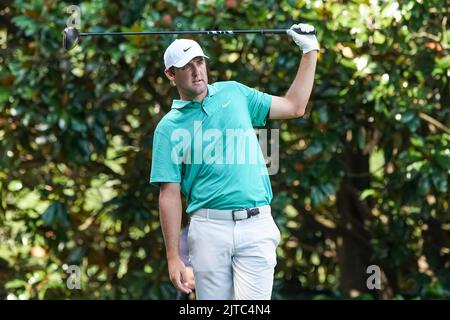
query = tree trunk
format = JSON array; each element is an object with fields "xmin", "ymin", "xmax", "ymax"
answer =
[{"xmin": 336, "ymin": 147, "xmax": 394, "ymax": 298}]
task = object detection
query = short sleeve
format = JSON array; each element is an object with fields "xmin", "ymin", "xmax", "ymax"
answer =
[
  {"xmin": 235, "ymin": 81, "xmax": 272, "ymax": 127},
  {"xmin": 149, "ymin": 129, "xmax": 182, "ymax": 187}
]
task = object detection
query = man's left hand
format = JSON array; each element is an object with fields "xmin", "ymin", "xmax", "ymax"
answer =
[{"xmin": 287, "ymin": 23, "xmax": 319, "ymax": 54}]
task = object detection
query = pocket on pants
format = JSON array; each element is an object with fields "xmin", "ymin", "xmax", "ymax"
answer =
[
  {"xmin": 187, "ymin": 216, "xmax": 207, "ymax": 245},
  {"xmin": 270, "ymin": 217, "xmax": 281, "ymax": 246},
  {"xmin": 257, "ymin": 215, "xmax": 281, "ymax": 247},
  {"xmin": 187, "ymin": 220, "xmax": 195, "ymax": 264}
]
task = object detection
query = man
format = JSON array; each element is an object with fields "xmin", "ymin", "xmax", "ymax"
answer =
[{"xmin": 150, "ymin": 23, "xmax": 318, "ymax": 300}]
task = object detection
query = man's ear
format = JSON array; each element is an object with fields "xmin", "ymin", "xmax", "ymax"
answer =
[{"xmin": 164, "ymin": 68, "xmax": 175, "ymax": 81}]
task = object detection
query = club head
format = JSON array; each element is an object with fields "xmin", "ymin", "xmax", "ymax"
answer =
[{"xmin": 63, "ymin": 27, "xmax": 80, "ymax": 51}]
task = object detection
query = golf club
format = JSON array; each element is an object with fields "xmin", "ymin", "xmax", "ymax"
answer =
[{"xmin": 63, "ymin": 27, "xmax": 316, "ymax": 51}]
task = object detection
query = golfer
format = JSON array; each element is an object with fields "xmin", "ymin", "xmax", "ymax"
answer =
[{"xmin": 150, "ymin": 23, "xmax": 319, "ymax": 300}]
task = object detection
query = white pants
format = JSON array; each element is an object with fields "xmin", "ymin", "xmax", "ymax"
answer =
[{"xmin": 188, "ymin": 205, "xmax": 280, "ymax": 300}]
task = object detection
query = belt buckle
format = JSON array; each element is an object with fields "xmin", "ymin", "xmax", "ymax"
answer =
[
  {"xmin": 232, "ymin": 208, "xmax": 260, "ymax": 221},
  {"xmin": 232, "ymin": 209, "xmax": 246, "ymax": 221}
]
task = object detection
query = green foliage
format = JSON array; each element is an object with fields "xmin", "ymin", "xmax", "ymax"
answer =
[{"xmin": 0, "ymin": 0, "xmax": 448, "ymax": 299}]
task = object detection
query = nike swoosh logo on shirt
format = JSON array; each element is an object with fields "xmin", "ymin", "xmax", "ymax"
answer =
[
  {"xmin": 183, "ymin": 46, "xmax": 192, "ymax": 52},
  {"xmin": 221, "ymin": 101, "xmax": 231, "ymax": 108}
]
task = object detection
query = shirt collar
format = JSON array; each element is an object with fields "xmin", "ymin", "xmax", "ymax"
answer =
[{"xmin": 171, "ymin": 84, "xmax": 218, "ymax": 109}]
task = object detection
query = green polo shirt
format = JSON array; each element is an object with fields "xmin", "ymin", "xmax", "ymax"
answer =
[{"xmin": 150, "ymin": 81, "xmax": 273, "ymax": 214}]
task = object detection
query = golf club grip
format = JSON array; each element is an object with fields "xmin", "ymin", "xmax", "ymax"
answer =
[{"xmin": 79, "ymin": 29, "xmax": 316, "ymax": 36}]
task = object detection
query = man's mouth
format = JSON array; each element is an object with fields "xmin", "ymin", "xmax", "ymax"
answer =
[{"xmin": 192, "ymin": 79, "xmax": 203, "ymax": 85}]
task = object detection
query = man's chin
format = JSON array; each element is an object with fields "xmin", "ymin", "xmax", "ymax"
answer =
[
  {"xmin": 181, "ymin": 83, "xmax": 208, "ymax": 100},
  {"xmin": 191, "ymin": 84, "xmax": 207, "ymax": 95}
]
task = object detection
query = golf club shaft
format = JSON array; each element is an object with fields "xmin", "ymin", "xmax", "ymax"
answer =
[{"xmin": 79, "ymin": 29, "xmax": 315, "ymax": 37}]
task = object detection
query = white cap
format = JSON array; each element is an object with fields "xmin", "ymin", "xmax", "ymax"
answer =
[{"xmin": 163, "ymin": 39, "xmax": 209, "ymax": 70}]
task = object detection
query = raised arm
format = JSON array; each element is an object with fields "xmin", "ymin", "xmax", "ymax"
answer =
[{"xmin": 269, "ymin": 23, "xmax": 319, "ymax": 120}]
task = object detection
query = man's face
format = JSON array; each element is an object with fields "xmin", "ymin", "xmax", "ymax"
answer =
[{"xmin": 165, "ymin": 57, "xmax": 208, "ymax": 100}]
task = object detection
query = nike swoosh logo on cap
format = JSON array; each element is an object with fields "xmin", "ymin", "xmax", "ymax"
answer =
[{"xmin": 183, "ymin": 46, "xmax": 192, "ymax": 52}]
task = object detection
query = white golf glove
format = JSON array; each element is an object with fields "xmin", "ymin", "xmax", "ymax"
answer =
[{"xmin": 287, "ymin": 23, "xmax": 319, "ymax": 54}]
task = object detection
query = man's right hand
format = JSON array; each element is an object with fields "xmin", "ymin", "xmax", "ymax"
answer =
[{"xmin": 168, "ymin": 256, "xmax": 192, "ymax": 294}]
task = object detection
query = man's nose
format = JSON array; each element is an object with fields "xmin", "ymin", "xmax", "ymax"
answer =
[{"xmin": 191, "ymin": 64, "xmax": 200, "ymax": 75}]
